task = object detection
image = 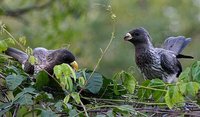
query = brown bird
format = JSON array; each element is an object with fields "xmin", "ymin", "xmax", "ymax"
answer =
[{"xmin": 5, "ymin": 47, "xmax": 78, "ymax": 75}]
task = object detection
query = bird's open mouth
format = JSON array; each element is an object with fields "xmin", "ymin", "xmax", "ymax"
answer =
[
  {"xmin": 124, "ymin": 33, "xmax": 132, "ymax": 41},
  {"xmin": 70, "ymin": 61, "xmax": 78, "ymax": 71}
]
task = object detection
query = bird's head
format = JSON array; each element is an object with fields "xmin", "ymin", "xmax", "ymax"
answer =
[
  {"xmin": 51, "ymin": 49, "xmax": 78, "ymax": 71},
  {"xmin": 61, "ymin": 49, "xmax": 78, "ymax": 71},
  {"xmin": 124, "ymin": 27, "xmax": 151, "ymax": 45}
]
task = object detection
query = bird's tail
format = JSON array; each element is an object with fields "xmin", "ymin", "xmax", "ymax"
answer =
[
  {"xmin": 163, "ymin": 36, "xmax": 193, "ymax": 59},
  {"xmin": 4, "ymin": 47, "xmax": 28, "ymax": 64}
]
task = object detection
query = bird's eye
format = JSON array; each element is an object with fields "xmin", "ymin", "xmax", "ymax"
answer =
[{"xmin": 134, "ymin": 32, "xmax": 140, "ymax": 36}]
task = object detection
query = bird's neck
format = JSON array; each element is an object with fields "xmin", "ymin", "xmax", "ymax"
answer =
[{"xmin": 134, "ymin": 42, "xmax": 154, "ymax": 51}]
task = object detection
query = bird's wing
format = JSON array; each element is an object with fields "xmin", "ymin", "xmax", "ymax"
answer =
[
  {"xmin": 163, "ymin": 36, "xmax": 191, "ymax": 54},
  {"xmin": 33, "ymin": 47, "xmax": 49, "ymax": 64},
  {"xmin": 5, "ymin": 47, "xmax": 28, "ymax": 64},
  {"xmin": 160, "ymin": 51, "xmax": 182, "ymax": 77}
]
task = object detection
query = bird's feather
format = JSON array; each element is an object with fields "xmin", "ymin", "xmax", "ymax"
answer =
[
  {"xmin": 176, "ymin": 54, "xmax": 193, "ymax": 59},
  {"xmin": 5, "ymin": 47, "xmax": 28, "ymax": 64},
  {"xmin": 163, "ymin": 36, "xmax": 191, "ymax": 54},
  {"xmin": 160, "ymin": 52, "xmax": 182, "ymax": 77}
]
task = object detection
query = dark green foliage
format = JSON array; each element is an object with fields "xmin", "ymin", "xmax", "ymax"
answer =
[
  {"xmin": 41, "ymin": 110, "xmax": 56, "ymax": 117},
  {"xmin": 1, "ymin": 1, "xmax": 200, "ymax": 116},
  {"xmin": 76, "ymin": 70, "xmax": 103, "ymax": 94},
  {"xmin": 34, "ymin": 71, "xmax": 49, "ymax": 90},
  {"xmin": 6, "ymin": 74, "xmax": 25, "ymax": 90}
]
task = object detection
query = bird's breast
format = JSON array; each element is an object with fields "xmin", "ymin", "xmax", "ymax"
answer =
[
  {"xmin": 135, "ymin": 50, "xmax": 158, "ymax": 67},
  {"xmin": 135, "ymin": 50, "xmax": 164, "ymax": 79}
]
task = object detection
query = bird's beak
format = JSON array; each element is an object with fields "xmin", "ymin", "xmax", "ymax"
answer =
[
  {"xmin": 70, "ymin": 61, "xmax": 78, "ymax": 71},
  {"xmin": 124, "ymin": 33, "xmax": 132, "ymax": 41}
]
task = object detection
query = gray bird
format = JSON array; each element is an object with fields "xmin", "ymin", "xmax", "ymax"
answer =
[
  {"xmin": 5, "ymin": 47, "xmax": 78, "ymax": 75},
  {"xmin": 124, "ymin": 27, "xmax": 193, "ymax": 83}
]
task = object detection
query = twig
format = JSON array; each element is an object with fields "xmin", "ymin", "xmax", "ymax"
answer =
[
  {"xmin": 0, "ymin": 87, "xmax": 9, "ymax": 102},
  {"xmin": 137, "ymin": 85, "xmax": 167, "ymax": 92},
  {"xmin": 185, "ymin": 96, "xmax": 200, "ymax": 109},
  {"xmin": 73, "ymin": 105, "xmax": 147, "ymax": 117},
  {"xmin": 80, "ymin": 100, "xmax": 89, "ymax": 117},
  {"xmin": 81, "ymin": 96, "xmax": 166, "ymax": 106},
  {"xmin": 2, "ymin": 26, "xmax": 25, "ymax": 51},
  {"xmin": 13, "ymin": 104, "xmax": 19, "ymax": 117},
  {"xmin": 32, "ymin": 105, "xmax": 34, "ymax": 117}
]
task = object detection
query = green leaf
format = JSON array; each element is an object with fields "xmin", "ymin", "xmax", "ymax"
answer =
[
  {"xmin": 60, "ymin": 64, "xmax": 71, "ymax": 77},
  {"xmin": 19, "ymin": 36, "xmax": 26, "ymax": 45},
  {"xmin": 63, "ymin": 95, "xmax": 70, "ymax": 104},
  {"xmin": 14, "ymin": 93, "xmax": 33, "ymax": 105},
  {"xmin": 6, "ymin": 38, "xmax": 15, "ymax": 45},
  {"xmin": 71, "ymin": 92, "xmax": 81, "ymax": 104},
  {"xmin": 106, "ymin": 110, "xmax": 114, "ymax": 117},
  {"xmin": 28, "ymin": 55, "xmax": 36, "ymax": 65},
  {"xmin": 191, "ymin": 61, "xmax": 200, "ymax": 83},
  {"xmin": 66, "ymin": 76, "xmax": 73, "ymax": 92},
  {"xmin": 186, "ymin": 82, "xmax": 200, "ymax": 97},
  {"xmin": 178, "ymin": 82, "xmax": 187, "ymax": 95},
  {"xmin": 41, "ymin": 110, "xmax": 57, "ymax": 117},
  {"xmin": 0, "ymin": 102, "xmax": 12, "ymax": 117},
  {"xmin": 35, "ymin": 71, "xmax": 49, "ymax": 90},
  {"xmin": 150, "ymin": 79, "xmax": 166, "ymax": 101},
  {"xmin": 6, "ymin": 74, "xmax": 24, "ymax": 90},
  {"xmin": 54, "ymin": 65, "xmax": 62, "ymax": 79},
  {"xmin": 67, "ymin": 64, "xmax": 77, "ymax": 82},
  {"xmin": 122, "ymin": 72, "xmax": 136, "ymax": 94},
  {"xmin": 137, "ymin": 80, "xmax": 151, "ymax": 100},
  {"xmin": 17, "ymin": 106, "xmax": 29, "ymax": 117},
  {"xmin": 177, "ymin": 81, "xmax": 199, "ymax": 97},
  {"xmin": 54, "ymin": 101, "xmax": 63, "ymax": 112},
  {"xmin": 165, "ymin": 86, "xmax": 184, "ymax": 109},
  {"xmin": 78, "ymin": 77, "xmax": 85, "ymax": 87},
  {"xmin": 113, "ymin": 80, "xmax": 119, "ymax": 95},
  {"xmin": 85, "ymin": 72, "xmax": 103, "ymax": 94},
  {"xmin": 179, "ymin": 67, "xmax": 191, "ymax": 82},
  {"xmin": 13, "ymin": 88, "xmax": 35, "ymax": 102},
  {"xmin": 25, "ymin": 47, "xmax": 33, "ymax": 55},
  {"xmin": 0, "ymin": 40, "xmax": 7, "ymax": 52},
  {"xmin": 34, "ymin": 92, "xmax": 54, "ymax": 102},
  {"xmin": 53, "ymin": 63, "xmax": 76, "ymax": 90},
  {"xmin": 69, "ymin": 109, "xmax": 78, "ymax": 117}
]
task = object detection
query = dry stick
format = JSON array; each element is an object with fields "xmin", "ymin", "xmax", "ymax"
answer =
[
  {"xmin": 185, "ymin": 96, "xmax": 200, "ymax": 109},
  {"xmin": 79, "ymin": 6, "xmax": 116, "ymax": 94},
  {"xmin": 13, "ymin": 104, "xmax": 20, "ymax": 117},
  {"xmin": 73, "ymin": 105, "xmax": 148, "ymax": 117},
  {"xmin": 80, "ymin": 100, "xmax": 89, "ymax": 117}
]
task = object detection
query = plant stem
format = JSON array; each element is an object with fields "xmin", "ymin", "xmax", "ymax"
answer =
[
  {"xmin": 80, "ymin": 100, "xmax": 89, "ymax": 117},
  {"xmin": 13, "ymin": 104, "xmax": 19, "ymax": 117},
  {"xmin": 137, "ymin": 85, "xmax": 167, "ymax": 92},
  {"xmin": 73, "ymin": 105, "xmax": 148, "ymax": 117},
  {"xmin": 3, "ymin": 27, "xmax": 25, "ymax": 51},
  {"xmin": 81, "ymin": 96, "xmax": 166, "ymax": 106}
]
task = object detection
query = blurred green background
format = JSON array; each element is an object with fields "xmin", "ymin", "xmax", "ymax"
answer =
[{"xmin": 0, "ymin": 0, "xmax": 199, "ymax": 80}]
